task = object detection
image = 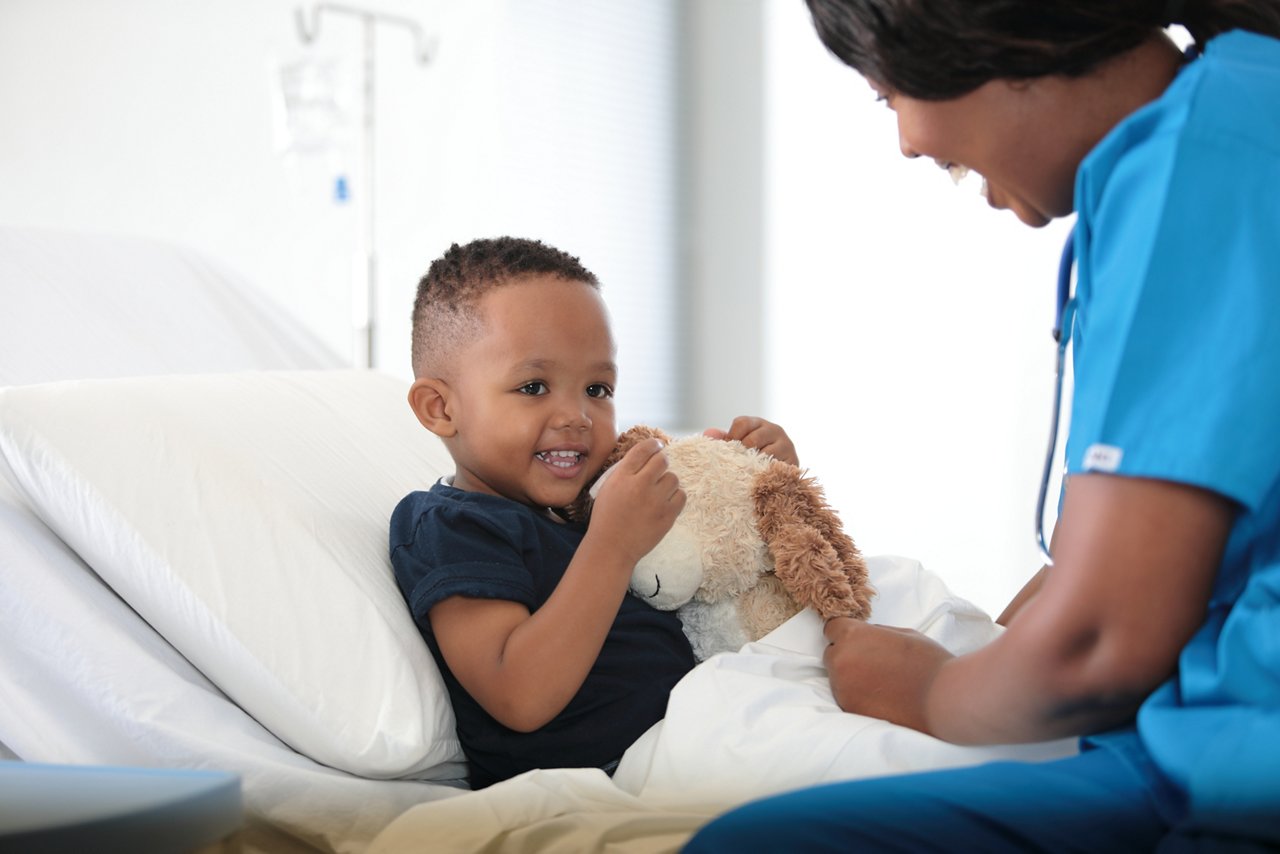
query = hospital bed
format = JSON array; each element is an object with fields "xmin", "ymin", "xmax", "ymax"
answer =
[{"xmin": 0, "ymin": 225, "xmax": 1075, "ymax": 853}]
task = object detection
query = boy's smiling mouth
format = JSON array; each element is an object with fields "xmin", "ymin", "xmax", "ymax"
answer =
[{"xmin": 535, "ymin": 449, "xmax": 585, "ymax": 470}]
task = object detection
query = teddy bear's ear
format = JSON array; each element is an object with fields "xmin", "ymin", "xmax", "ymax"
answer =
[
  {"xmin": 752, "ymin": 461, "xmax": 874, "ymax": 621},
  {"xmin": 603, "ymin": 424, "xmax": 672, "ymax": 471},
  {"xmin": 563, "ymin": 424, "xmax": 673, "ymax": 521}
]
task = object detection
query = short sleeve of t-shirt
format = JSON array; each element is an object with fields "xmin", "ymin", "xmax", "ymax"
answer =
[
  {"xmin": 1066, "ymin": 36, "xmax": 1280, "ymax": 513},
  {"xmin": 389, "ymin": 486, "xmax": 547, "ymax": 626}
]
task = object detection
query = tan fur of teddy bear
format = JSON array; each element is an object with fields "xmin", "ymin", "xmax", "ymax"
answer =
[{"xmin": 573, "ymin": 425, "xmax": 873, "ymax": 660}]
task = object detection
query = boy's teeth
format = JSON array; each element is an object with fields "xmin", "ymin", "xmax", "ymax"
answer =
[{"xmin": 538, "ymin": 450, "xmax": 581, "ymax": 468}]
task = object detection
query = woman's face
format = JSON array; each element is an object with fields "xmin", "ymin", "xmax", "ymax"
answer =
[{"xmin": 872, "ymin": 77, "xmax": 1084, "ymax": 228}]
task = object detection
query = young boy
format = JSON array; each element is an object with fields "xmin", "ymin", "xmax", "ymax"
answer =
[{"xmin": 389, "ymin": 236, "xmax": 695, "ymax": 789}]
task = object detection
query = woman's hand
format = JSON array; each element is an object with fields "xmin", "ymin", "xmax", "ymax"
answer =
[
  {"xmin": 703, "ymin": 415, "xmax": 799, "ymax": 466},
  {"xmin": 823, "ymin": 618, "xmax": 953, "ymax": 732},
  {"xmin": 823, "ymin": 474, "xmax": 1231, "ymax": 745}
]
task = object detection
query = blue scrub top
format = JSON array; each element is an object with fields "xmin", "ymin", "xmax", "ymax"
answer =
[{"xmin": 1066, "ymin": 30, "xmax": 1280, "ymax": 840}]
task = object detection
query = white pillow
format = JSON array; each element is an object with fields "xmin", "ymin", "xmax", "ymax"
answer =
[
  {"xmin": 0, "ymin": 370, "xmax": 464, "ymax": 779},
  {"xmin": 0, "ymin": 226, "xmax": 344, "ymax": 386}
]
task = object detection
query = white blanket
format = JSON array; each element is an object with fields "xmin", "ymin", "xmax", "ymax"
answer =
[{"xmin": 368, "ymin": 555, "xmax": 1078, "ymax": 853}]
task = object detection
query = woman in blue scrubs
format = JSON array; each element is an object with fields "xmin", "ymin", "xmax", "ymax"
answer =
[{"xmin": 687, "ymin": 1, "xmax": 1280, "ymax": 851}]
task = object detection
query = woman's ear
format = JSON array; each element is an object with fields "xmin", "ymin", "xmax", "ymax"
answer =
[{"xmin": 408, "ymin": 377, "xmax": 456, "ymax": 438}]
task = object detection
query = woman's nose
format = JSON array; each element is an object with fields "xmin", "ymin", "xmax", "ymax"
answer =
[{"xmin": 898, "ymin": 129, "xmax": 921, "ymax": 159}]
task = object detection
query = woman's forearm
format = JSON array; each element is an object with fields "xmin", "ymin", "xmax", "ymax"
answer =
[
  {"xmin": 921, "ymin": 609, "xmax": 1150, "ymax": 744},
  {"xmin": 825, "ymin": 611, "xmax": 1146, "ymax": 744},
  {"xmin": 931, "ymin": 475, "xmax": 1228, "ymax": 744},
  {"xmin": 996, "ymin": 566, "xmax": 1047, "ymax": 626}
]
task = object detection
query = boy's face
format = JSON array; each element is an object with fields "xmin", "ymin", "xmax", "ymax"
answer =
[{"xmin": 442, "ymin": 275, "xmax": 618, "ymax": 510}]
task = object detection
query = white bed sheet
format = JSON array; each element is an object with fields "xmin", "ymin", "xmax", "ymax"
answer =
[{"xmin": 367, "ymin": 556, "xmax": 1078, "ymax": 853}]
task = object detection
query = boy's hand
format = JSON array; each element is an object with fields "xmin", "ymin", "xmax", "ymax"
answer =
[
  {"xmin": 703, "ymin": 416, "xmax": 798, "ymax": 467},
  {"xmin": 432, "ymin": 438, "xmax": 684, "ymax": 733},
  {"xmin": 589, "ymin": 437, "xmax": 685, "ymax": 565}
]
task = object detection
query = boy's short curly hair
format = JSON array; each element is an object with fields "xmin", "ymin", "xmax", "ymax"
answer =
[{"xmin": 411, "ymin": 236, "xmax": 600, "ymax": 377}]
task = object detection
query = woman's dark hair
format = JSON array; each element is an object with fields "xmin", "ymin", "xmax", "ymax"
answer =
[{"xmin": 804, "ymin": 0, "xmax": 1280, "ymax": 99}]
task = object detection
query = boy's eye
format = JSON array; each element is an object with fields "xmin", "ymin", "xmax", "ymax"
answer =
[
  {"xmin": 518, "ymin": 382, "xmax": 548, "ymax": 396},
  {"xmin": 586, "ymin": 384, "xmax": 613, "ymax": 399}
]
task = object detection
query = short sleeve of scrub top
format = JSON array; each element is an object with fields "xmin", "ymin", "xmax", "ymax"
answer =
[{"xmin": 1065, "ymin": 31, "xmax": 1280, "ymax": 841}]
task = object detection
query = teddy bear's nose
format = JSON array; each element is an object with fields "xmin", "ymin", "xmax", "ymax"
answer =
[{"xmin": 644, "ymin": 576, "xmax": 662, "ymax": 598}]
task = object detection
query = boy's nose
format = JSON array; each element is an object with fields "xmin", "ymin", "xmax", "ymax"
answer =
[{"xmin": 555, "ymin": 400, "xmax": 591, "ymax": 430}]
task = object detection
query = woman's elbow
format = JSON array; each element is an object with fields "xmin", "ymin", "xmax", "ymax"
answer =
[{"xmin": 1041, "ymin": 626, "xmax": 1179, "ymax": 727}]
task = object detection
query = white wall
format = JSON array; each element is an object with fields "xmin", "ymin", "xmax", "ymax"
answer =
[
  {"xmin": 0, "ymin": 0, "xmax": 360, "ymax": 359},
  {"xmin": 0, "ymin": 0, "xmax": 679, "ymax": 427},
  {"xmin": 762, "ymin": 0, "xmax": 1073, "ymax": 616}
]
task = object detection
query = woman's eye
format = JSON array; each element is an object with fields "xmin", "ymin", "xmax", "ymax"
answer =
[
  {"xmin": 518, "ymin": 382, "xmax": 548, "ymax": 396},
  {"xmin": 586, "ymin": 384, "xmax": 613, "ymax": 399}
]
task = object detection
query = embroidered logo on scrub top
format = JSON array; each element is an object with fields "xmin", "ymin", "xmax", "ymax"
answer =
[{"xmin": 1083, "ymin": 444, "xmax": 1124, "ymax": 472}]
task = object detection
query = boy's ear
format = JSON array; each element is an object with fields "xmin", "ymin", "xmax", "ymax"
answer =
[{"xmin": 407, "ymin": 377, "xmax": 456, "ymax": 438}]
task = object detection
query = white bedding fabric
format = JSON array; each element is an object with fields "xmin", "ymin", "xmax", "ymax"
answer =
[
  {"xmin": 367, "ymin": 556, "xmax": 1078, "ymax": 853},
  {"xmin": 0, "ymin": 371, "xmax": 465, "ymax": 780},
  {"xmin": 2, "ymin": 226, "xmax": 1077, "ymax": 853},
  {"xmin": 0, "ymin": 470, "xmax": 463, "ymax": 853}
]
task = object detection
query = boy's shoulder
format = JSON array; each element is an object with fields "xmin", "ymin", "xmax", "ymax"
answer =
[
  {"xmin": 390, "ymin": 481, "xmax": 460, "ymax": 551},
  {"xmin": 393, "ymin": 480, "xmax": 517, "ymax": 520},
  {"xmin": 390, "ymin": 480, "xmax": 446, "ymax": 523},
  {"xmin": 389, "ymin": 481, "xmax": 543, "ymax": 551}
]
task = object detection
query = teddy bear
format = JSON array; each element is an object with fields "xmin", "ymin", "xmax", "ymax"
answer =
[{"xmin": 573, "ymin": 425, "xmax": 874, "ymax": 661}]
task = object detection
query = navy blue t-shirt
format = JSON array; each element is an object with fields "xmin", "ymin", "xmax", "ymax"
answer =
[{"xmin": 389, "ymin": 481, "xmax": 695, "ymax": 789}]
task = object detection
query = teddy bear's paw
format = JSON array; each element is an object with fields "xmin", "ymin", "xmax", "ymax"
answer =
[
  {"xmin": 736, "ymin": 574, "xmax": 803, "ymax": 640},
  {"xmin": 678, "ymin": 599, "xmax": 750, "ymax": 661}
]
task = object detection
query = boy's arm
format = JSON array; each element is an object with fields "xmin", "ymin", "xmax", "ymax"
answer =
[{"xmin": 428, "ymin": 438, "xmax": 684, "ymax": 733}]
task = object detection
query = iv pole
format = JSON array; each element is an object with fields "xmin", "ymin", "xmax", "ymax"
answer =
[{"xmin": 295, "ymin": 4, "xmax": 436, "ymax": 368}]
